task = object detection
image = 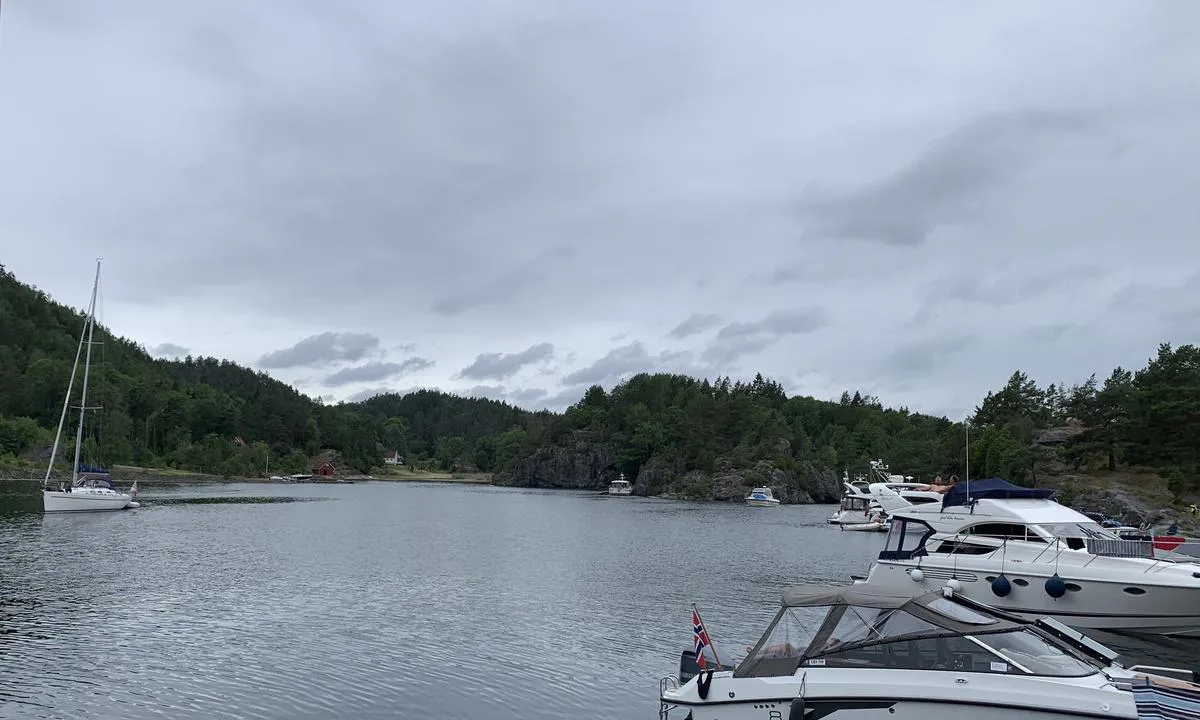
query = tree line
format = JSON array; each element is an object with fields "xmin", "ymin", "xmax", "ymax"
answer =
[{"xmin": 1, "ymin": 264, "xmax": 1197, "ymax": 498}]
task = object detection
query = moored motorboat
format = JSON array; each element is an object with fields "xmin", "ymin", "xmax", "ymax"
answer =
[
  {"xmin": 858, "ymin": 478, "xmax": 1200, "ymax": 636},
  {"xmin": 745, "ymin": 487, "xmax": 781, "ymax": 506},
  {"xmin": 659, "ymin": 584, "xmax": 1200, "ymax": 720},
  {"xmin": 606, "ymin": 473, "xmax": 633, "ymax": 496},
  {"xmin": 829, "ymin": 461, "xmax": 939, "ymax": 525}
]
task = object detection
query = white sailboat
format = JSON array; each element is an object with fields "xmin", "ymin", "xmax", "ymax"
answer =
[{"xmin": 42, "ymin": 260, "xmax": 139, "ymax": 513}]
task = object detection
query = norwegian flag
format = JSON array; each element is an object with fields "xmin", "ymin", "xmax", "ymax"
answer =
[{"xmin": 693, "ymin": 606, "xmax": 713, "ymax": 669}]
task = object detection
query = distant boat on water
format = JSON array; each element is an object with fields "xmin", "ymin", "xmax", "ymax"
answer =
[
  {"xmin": 42, "ymin": 260, "xmax": 139, "ymax": 513},
  {"xmin": 607, "ymin": 473, "xmax": 633, "ymax": 496}
]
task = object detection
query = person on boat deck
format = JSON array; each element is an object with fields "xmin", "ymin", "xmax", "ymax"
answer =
[
  {"xmin": 917, "ymin": 474, "xmax": 958, "ymax": 494},
  {"xmin": 1169, "ymin": 522, "xmax": 1180, "ymax": 536}
]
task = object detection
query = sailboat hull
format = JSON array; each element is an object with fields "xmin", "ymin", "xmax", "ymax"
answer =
[{"xmin": 43, "ymin": 490, "xmax": 136, "ymax": 512}]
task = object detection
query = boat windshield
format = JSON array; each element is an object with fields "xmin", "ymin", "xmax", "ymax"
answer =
[
  {"xmin": 735, "ymin": 606, "xmax": 829, "ymax": 678},
  {"xmin": 737, "ymin": 597, "xmax": 1096, "ymax": 679},
  {"xmin": 1037, "ymin": 522, "xmax": 1119, "ymax": 541},
  {"xmin": 811, "ymin": 625, "xmax": 1095, "ymax": 677}
]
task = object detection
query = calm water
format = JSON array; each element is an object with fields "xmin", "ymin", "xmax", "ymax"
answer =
[{"xmin": 1, "ymin": 482, "xmax": 1198, "ymax": 719}]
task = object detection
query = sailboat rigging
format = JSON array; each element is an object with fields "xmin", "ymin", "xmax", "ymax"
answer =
[{"xmin": 42, "ymin": 260, "xmax": 139, "ymax": 513}]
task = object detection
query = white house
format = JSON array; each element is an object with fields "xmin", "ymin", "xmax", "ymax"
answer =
[{"xmin": 383, "ymin": 451, "xmax": 404, "ymax": 466}]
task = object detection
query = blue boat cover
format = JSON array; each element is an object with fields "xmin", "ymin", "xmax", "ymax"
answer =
[{"xmin": 942, "ymin": 477, "xmax": 1054, "ymax": 508}]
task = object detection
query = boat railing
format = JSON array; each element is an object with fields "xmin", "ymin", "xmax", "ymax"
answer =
[
  {"xmin": 1125, "ymin": 664, "xmax": 1200, "ymax": 684},
  {"xmin": 1085, "ymin": 537, "xmax": 1156, "ymax": 559},
  {"xmin": 658, "ymin": 676, "xmax": 680, "ymax": 720},
  {"xmin": 659, "ymin": 674, "xmax": 680, "ymax": 694}
]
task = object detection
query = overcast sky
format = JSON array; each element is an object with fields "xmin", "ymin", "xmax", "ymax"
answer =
[{"xmin": 2, "ymin": 1, "xmax": 1198, "ymax": 418}]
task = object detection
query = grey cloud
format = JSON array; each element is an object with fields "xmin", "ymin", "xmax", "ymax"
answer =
[
  {"xmin": 881, "ymin": 334, "xmax": 975, "ymax": 381},
  {"xmin": 456, "ymin": 342, "xmax": 554, "ymax": 381},
  {"xmin": 541, "ymin": 386, "xmax": 588, "ymax": 411},
  {"xmin": 559, "ymin": 343, "xmax": 711, "ymax": 389},
  {"xmin": 798, "ymin": 111, "xmax": 1089, "ymax": 246},
  {"xmin": 907, "ymin": 266, "xmax": 1109, "ymax": 329},
  {"xmin": 345, "ymin": 387, "xmax": 390, "ymax": 403},
  {"xmin": 151, "ymin": 342, "xmax": 190, "ymax": 358},
  {"xmin": 667, "ymin": 313, "xmax": 722, "ymax": 340},
  {"xmin": 702, "ymin": 336, "xmax": 775, "ymax": 366},
  {"xmin": 757, "ymin": 266, "xmax": 818, "ymax": 286},
  {"xmin": 464, "ymin": 384, "xmax": 508, "ymax": 401},
  {"xmin": 431, "ymin": 246, "xmax": 577, "ymax": 316},
  {"xmin": 560, "ymin": 342, "xmax": 652, "ymax": 386},
  {"xmin": 944, "ymin": 266, "xmax": 1107, "ymax": 306},
  {"xmin": 1022, "ymin": 324, "xmax": 1075, "ymax": 343},
  {"xmin": 1109, "ymin": 271, "xmax": 1200, "ymax": 314},
  {"xmin": 508, "ymin": 387, "xmax": 548, "ymax": 406},
  {"xmin": 716, "ymin": 308, "xmax": 829, "ymax": 341},
  {"xmin": 259, "ymin": 332, "xmax": 381, "ymax": 369},
  {"xmin": 323, "ymin": 357, "xmax": 435, "ymax": 387},
  {"xmin": 700, "ymin": 309, "xmax": 828, "ymax": 367},
  {"xmin": 5, "ymin": 2, "xmax": 1200, "ymax": 424}
]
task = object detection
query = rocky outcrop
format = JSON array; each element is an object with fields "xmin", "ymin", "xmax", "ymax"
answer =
[
  {"xmin": 1033, "ymin": 422, "xmax": 1085, "ymax": 446},
  {"xmin": 493, "ymin": 431, "xmax": 616, "ymax": 489},
  {"xmin": 641, "ymin": 458, "xmax": 842, "ymax": 504},
  {"xmin": 496, "ymin": 433, "xmax": 845, "ymax": 504}
]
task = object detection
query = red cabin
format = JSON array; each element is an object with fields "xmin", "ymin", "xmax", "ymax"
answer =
[{"xmin": 313, "ymin": 461, "xmax": 336, "ymax": 477}]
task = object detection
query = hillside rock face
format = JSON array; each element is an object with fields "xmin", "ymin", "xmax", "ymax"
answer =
[
  {"xmin": 493, "ymin": 431, "xmax": 615, "ymax": 490},
  {"xmin": 649, "ymin": 462, "xmax": 841, "ymax": 504},
  {"xmin": 496, "ymin": 432, "xmax": 844, "ymax": 504}
]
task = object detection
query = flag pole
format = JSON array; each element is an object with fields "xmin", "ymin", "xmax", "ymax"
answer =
[{"xmin": 693, "ymin": 603, "xmax": 722, "ymax": 669}]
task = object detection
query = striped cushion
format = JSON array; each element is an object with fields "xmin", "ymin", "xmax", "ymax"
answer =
[{"xmin": 1133, "ymin": 676, "xmax": 1200, "ymax": 719}]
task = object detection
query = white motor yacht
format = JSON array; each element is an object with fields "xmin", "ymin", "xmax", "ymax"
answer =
[
  {"xmin": 659, "ymin": 584, "xmax": 1200, "ymax": 720},
  {"xmin": 857, "ymin": 478, "xmax": 1200, "ymax": 636},
  {"xmin": 745, "ymin": 487, "xmax": 781, "ymax": 507},
  {"xmin": 607, "ymin": 474, "xmax": 633, "ymax": 496},
  {"xmin": 829, "ymin": 461, "xmax": 940, "ymax": 525}
]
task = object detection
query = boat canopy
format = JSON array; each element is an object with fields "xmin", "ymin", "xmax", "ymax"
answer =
[
  {"xmin": 942, "ymin": 477, "xmax": 1054, "ymax": 508},
  {"xmin": 736, "ymin": 585, "xmax": 1096, "ymax": 680}
]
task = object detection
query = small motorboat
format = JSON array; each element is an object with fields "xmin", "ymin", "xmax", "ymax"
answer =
[
  {"xmin": 659, "ymin": 583, "xmax": 1200, "ymax": 720},
  {"xmin": 745, "ymin": 487, "xmax": 780, "ymax": 507},
  {"xmin": 606, "ymin": 473, "xmax": 633, "ymax": 496},
  {"xmin": 841, "ymin": 511, "xmax": 890, "ymax": 532}
]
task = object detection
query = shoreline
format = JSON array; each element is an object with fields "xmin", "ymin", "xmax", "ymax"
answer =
[{"xmin": 0, "ymin": 467, "xmax": 496, "ymax": 486}]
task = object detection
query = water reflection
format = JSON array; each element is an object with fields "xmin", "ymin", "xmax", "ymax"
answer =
[{"xmin": 0, "ymin": 481, "xmax": 1196, "ymax": 719}]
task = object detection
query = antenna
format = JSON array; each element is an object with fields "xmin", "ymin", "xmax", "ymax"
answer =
[{"xmin": 964, "ymin": 416, "xmax": 971, "ymax": 498}]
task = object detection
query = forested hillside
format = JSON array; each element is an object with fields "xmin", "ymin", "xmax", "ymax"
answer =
[
  {"xmin": 2, "ymin": 264, "xmax": 1197, "ymax": 509},
  {"xmin": 494, "ymin": 345, "xmax": 1200, "ymax": 504},
  {"xmin": 0, "ymin": 265, "xmax": 531, "ymax": 475}
]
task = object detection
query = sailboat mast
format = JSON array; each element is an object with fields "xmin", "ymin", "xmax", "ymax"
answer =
[
  {"xmin": 69, "ymin": 260, "xmax": 102, "ymax": 485},
  {"xmin": 44, "ymin": 308, "xmax": 90, "ymax": 483}
]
